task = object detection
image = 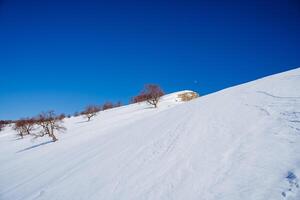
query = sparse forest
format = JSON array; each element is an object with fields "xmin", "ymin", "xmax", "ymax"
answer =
[
  {"xmin": 81, "ymin": 105, "xmax": 101, "ymax": 121},
  {"xmin": 14, "ymin": 118, "xmax": 35, "ymax": 138},
  {"xmin": 11, "ymin": 111, "xmax": 66, "ymax": 142},
  {"xmin": 3, "ymin": 84, "xmax": 166, "ymax": 141}
]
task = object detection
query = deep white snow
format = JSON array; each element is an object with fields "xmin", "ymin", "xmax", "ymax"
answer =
[{"xmin": 1, "ymin": 68, "xmax": 300, "ymax": 200}]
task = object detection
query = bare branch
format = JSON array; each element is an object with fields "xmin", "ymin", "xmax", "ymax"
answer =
[
  {"xmin": 34, "ymin": 111, "xmax": 66, "ymax": 142},
  {"xmin": 132, "ymin": 84, "xmax": 164, "ymax": 108},
  {"xmin": 81, "ymin": 105, "xmax": 101, "ymax": 121}
]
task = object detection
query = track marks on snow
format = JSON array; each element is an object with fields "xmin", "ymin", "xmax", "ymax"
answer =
[{"xmin": 281, "ymin": 171, "xmax": 300, "ymax": 199}]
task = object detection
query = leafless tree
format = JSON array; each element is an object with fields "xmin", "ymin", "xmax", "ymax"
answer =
[
  {"xmin": 57, "ymin": 113, "xmax": 66, "ymax": 120},
  {"xmin": 131, "ymin": 93, "xmax": 149, "ymax": 104},
  {"xmin": 34, "ymin": 111, "xmax": 66, "ymax": 142},
  {"xmin": 13, "ymin": 118, "xmax": 35, "ymax": 138},
  {"xmin": 115, "ymin": 101, "xmax": 122, "ymax": 107},
  {"xmin": 0, "ymin": 120, "xmax": 13, "ymax": 132},
  {"xmin": 81, "ymin": 105, "xmax": 101, "ymax": 121},
  {"xmin": 0, "ymin": 121, "xmax": 5, "ymax": 132},
  {"xmin": 102, "ymin": 102, "xmax": 114, "ymax": 110},
  {"xmin": 134, "ymin": 84, "xmax": 164, "ymax": 108},
  {"xmin": 74, "ymin": 111, "xmax": 80, "ymax": 117}
]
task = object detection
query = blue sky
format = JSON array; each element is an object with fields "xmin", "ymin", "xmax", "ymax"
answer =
[{"xmin": 0, "ymin": 0, "xmax": 299, "ymax": 119}]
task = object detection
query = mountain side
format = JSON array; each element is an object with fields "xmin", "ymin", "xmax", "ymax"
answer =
[{"xmin": 0, "ymin": 68, "xmax": 300, "ymax": 200}]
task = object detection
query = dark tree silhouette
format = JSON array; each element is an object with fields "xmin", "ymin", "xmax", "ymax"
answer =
[
  {"xmin": 115, "ymin": 101, "xmax": 122, "ymax": 107},
  {"xmin": 74, "ymin": 111, "xmax": 80, "ymax": 117},
  {"xmin": 102, "ymin": 102, "xmax": 114, "ymax": 110},
  {"xmin": 0, "ymin": 121, "xmax": 5, "ymax": 132},
  {"xmin": 57, "ymin": 113, "xmax": 66, "ymax": 120},
  {"xmin": 82, "ymin": 105, "xmax": 101, "ymax": 121},
  {"xmin": 0, "ymin": 120, "xmax": 13, "ymax": 132},
  {"xmin": 131, "ymin": 93, "xmax": 149, "ymax": 104}
]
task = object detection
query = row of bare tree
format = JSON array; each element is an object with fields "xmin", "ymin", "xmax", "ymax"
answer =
[
  {"xmin": 79, "ymin": 84, "xmax": 164, "ymax": 121},
  {"xmin": 0, "ymin": 84, "xmax": 165, "ymax": 142},
  {"xmin": 13, "ymin": 111, "xmax": 66, "ymax": 142},
  {"xmin": 0, "ymin": 120, "xmax": 12, "ymax": 132},
  {"xmin": 80, "ymin": 101, "xmax": 122, "ymax": 121}
]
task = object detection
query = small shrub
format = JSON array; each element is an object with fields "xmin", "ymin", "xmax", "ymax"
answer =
[
  {"xmin": 102, "ymin": 102, "xmax": 114, "ymax": 110},
  {"xmin": 131, "ymin": 93, "xmax": 149, "ymax": 104},
  {"xmin": 115, "ymin": 101, "xmax": 122, "ymax": 107},
  {"xmin": 178, "ymin": 92, "xmax": 199, "ymax": 102},
  {"xmin": 14, "ymin": 118, "xmax": 35, "ymax": 138},
  {"xmin": 81, "ymin": 105, "xmax": 101, "ymax": 121},
  {"xmin": 74, "ymin": 111, "xmax": 80, "ymax": 117},
  {"xmin": 0, "ymin": 121, "xmax": 5, "ymax": 132},
  {"xmin": 0, "ymin": 120, "xmax": 13, "ymax": 132},
  {"xmin": 57, "ymin": 113, "xmax": 66, "ymax": 120}
]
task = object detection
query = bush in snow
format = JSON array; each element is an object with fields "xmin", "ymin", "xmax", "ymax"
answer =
[
  {"xmin": 102, "ymin": 101, "xmax": 123, "ymax": 110},
  {"xmin": 0, "ymin": 121, "xmax": 5, "ymax": 132},
  {"xmin": 81, "ymin": 105, "xmax": 101, "ymax": 121},
  {"xmin": 178, "ymin": 91, "xmax": 199, "ymax": 102},
  {"xmin": 131, "ymin": 93, "xmax": 149, "ymax": 104},
  {"xmin": 0, "ymin": 120, "xmax": 13, "ymax": 132},
  {"xmin": 102, "ymin": 102, "xmax": 114, "ymax": 110},
  {"xmin": 13, "ymin": 118, "xmax": 36, "ymax": 138},
  {"xmin": 74, "ymin": 111, "xmax": 80, "ymax": 117},
  {"xmin": 115, "ymin": 101, "xmax": 122, "ymax": 107},
  {"xmin": 33, "ymin": 111, "xmax": 66, "ymax": 142},
  {"xmin": 57, "ymin": 113, "xmax": 66, "ymax": 120}
]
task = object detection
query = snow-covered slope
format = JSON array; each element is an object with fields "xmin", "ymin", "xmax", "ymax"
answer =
[{"xmin": 1, "ymin": 68, "xmax": 300, "ymax": 200}]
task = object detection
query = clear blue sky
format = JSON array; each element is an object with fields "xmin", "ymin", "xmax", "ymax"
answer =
[{"xmin": 0, "ymin": 0, "xmax": 299, "ymax": 120}]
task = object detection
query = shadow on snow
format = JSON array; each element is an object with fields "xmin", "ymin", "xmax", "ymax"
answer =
[{"xmin": 17, "ymin": 140, "xmax": 54, "ymax": 153}]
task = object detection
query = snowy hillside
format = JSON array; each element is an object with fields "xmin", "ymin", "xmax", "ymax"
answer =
[{"xmin": 1, "ymin": 68, "xmax": 300, "ymax": 200}]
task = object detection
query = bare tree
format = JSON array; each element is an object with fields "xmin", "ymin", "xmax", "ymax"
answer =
[
  {"xmin": 57, "ymin": 113, "xmax": 66, "ymax": 120},
  {"xmin": 13, "ymin": 118, "xmax": 35, "ymax": 138},
  {"xmin": 0, "ymin": 120, "xmax": 13, "ymax": 132},
  {"xmin": 102, "ymin": 102, "xmax": 114, "ymax": 110},
  {"xmin": 81, "ymin": 105, "xmax": 101, "ymax": 121},
  {"xmin": 0, "ymin": 121, "xmax": 5, "ymax": 132},
  {"xmin": 115, "ymin": 101, "xmax": 122, "ymax": 107},
  {"xmin": 139, "ymin": 84, "xmax": 164, "ymax": 108},
  {"xmin": 131, "ymin": 93, "xmax": 149, "ymax": 104},
  {"xmin": 74, "ymin": 111, "xmax": 80, "ymax": 117},
  {"xmin": 34, "ymin": 111, "xmax": 66, "ymax": 142}
]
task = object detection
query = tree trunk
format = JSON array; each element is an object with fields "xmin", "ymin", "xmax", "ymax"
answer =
[
  {"xmin": 51, "ymin": 134, "xmax": 58, "ymax": 142},
  {"xmin": 50, "ymin": 127, "xmax": 58, "ymax": 142}
]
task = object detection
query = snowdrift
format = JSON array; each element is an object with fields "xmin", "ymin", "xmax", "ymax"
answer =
[{"xmin": 1, "ymin": 68, "xmax": 300, "ymax": 200}]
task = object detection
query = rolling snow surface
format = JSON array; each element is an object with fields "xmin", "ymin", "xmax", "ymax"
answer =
[{"xmin": 1, "ymin": 68, "xmax": 300, "ymax": 200}]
